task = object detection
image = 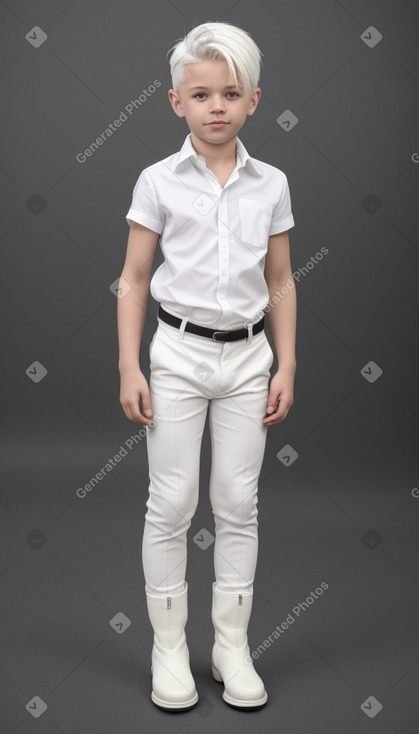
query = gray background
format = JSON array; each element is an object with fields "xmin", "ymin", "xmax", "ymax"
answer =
[{"xmin": 1, "ymin": 0, "xmax": 418, "ymax": 732}]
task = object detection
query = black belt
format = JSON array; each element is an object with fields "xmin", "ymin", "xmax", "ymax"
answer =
[{"xmin": 158, "ymin": 305, "xmax": 265, "ymax": 342}]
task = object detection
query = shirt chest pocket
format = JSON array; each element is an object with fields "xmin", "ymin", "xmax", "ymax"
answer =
[{"xmin": 238, "ymin": 198, "xmax": 273, "ymax": 248}]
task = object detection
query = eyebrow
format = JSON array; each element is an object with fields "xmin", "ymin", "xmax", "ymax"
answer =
[{"xmin": 188, "ymin": 85, "xmax": 241, "ymax": 91}]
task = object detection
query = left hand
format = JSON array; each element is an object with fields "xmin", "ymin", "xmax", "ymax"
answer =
[{"xmin": 263, "ymin": 368, "xmax": 295, "ymax": 426}]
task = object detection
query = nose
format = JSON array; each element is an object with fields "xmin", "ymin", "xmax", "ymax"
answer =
[{"xmin": 209, "ymin": 95, "xmax": 226, "ymax": 113}]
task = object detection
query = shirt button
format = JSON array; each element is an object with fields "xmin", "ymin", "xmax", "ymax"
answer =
[
  {"xmin": 221, "ymin": 271, "xmax": 227, "ymax": 277},
  {"xmin": 220, "ymin": 233, "xmax": 226, "ymax": 238}
]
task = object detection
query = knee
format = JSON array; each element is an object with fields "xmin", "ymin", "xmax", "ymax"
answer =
[
  {"xmin": 145, "ymin": 482, "xmax": 199, "ymax": 531},
  {"xmin": 211, "ymin": 489, "xmax": 258, "ymax": 525}
]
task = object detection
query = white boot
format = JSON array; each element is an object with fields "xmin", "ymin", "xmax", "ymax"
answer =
[
  {"xmin": 211, "ymin": 582, "xmax": 268, "ymax": 708},
  {"xmin": 146, "ymin": 581, "xmax": 198, "ymax": 710}
]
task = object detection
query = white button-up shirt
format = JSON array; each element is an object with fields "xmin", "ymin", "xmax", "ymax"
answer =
[{"xmin": 126, "ymin": 132, "xmax": 294, "ymax": 329}]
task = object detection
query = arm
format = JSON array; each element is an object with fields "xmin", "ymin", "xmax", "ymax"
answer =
[
  {"xmin": 262, "ymin": 230, "xmax": 297, "ymax": 426},
  {"xmin": 117, "ymin": 221, "xmax": 159, "ymax": 425}
]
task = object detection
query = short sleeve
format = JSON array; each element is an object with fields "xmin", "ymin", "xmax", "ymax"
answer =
[
  {"xmin": 268, "ymin": 172, "xmax": 295, "ymax": 235},
  {"xmin": 126, "ymin": 169, "xmax": 164, "ymax": 233}
]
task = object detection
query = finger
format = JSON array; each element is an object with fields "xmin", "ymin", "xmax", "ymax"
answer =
[
  {"xmin": 140, "ymin": 392, "xmax": 153, "ymax": 418},
  {"xmin": 265, "ymin": 394, "xmax": 278, "ymax": 416},
  {"xmin": 263, "ymin": 402, "xmax": 291, "ymax": 425},
  {"xmin": 263, "ymin": 404, "xmax": 283, "ymax": 424},
  {"xmin": 129, "ymin": 402, "xmax": 154, "ymax": 425}
]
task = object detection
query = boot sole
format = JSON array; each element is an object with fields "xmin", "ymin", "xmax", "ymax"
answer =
[
  {"xmin": 151, "ymin": 690, "xmax": 199, "ymax": 711},
  {"xmin": 212, "ymin": 664, "xmax": 268, "ymax": 708}
]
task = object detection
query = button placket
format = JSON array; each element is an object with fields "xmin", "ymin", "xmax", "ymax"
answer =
[
  {"xmin": 193, "ymin": 159, "xmax": 241, "ymax": 330},
  {"xmin": 215, "ymin": 190, "xmax": 233, "ymax": 328}
]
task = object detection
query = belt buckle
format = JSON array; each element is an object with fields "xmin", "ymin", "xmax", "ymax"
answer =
[{"xmin": 212, "ymin": 330, "xmax": 228, "ymax": 342}]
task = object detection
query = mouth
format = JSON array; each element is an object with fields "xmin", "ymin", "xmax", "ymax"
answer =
[{"xmin": 206, "ymin": 121, "xmax": 228, "ymax": 127}]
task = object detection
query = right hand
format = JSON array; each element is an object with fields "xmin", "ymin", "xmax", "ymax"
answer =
[{"xmin": 119, "ymin": 367, "xmax": 154, "ymax": 425}]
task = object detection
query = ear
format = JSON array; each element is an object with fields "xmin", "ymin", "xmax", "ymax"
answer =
[
  {"xmin": 247, "ymin": 87, "xmax": 261, "ymax": 116},
  {"xmin": 168, "ymin": 88, "xmax": 186, "ymax": 118}
]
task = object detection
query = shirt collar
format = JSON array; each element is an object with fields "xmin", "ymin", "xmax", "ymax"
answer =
[{"xmin": 169, "ymin": 132, "xmax": 264, "ymax": 176}]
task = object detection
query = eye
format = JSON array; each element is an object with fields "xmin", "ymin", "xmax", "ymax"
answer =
[
  {"xmin": 193, "ymin": 93, "xmax": 206, "ymax": 99},
  {"xmin": 227, "ymin": 91, "xmax": 240, "ymax": 98}
]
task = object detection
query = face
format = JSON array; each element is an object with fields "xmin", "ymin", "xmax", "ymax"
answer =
[{"xmin": 168, "ymin": 58, "xmax": 261, "ymax": 146}]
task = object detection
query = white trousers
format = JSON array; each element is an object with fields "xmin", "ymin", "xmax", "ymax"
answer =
[{"xmin": 142, "ymin": 316, "xmax": 274, "ymax": 597}]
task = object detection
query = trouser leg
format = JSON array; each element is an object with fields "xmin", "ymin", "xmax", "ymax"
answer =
[
  {"xmin": 142, "ymin": 326, "xmax": 208, "ymax": 597},
  {"xmin": 207, "ymin": 328, "xmax": 272, "ymax": 708},
  {"xmin": 208, "ymin": 383, "xmax": 269, "ymax": 596}
]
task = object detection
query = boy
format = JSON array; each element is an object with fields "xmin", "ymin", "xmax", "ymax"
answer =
[{"xmin": 117, "ymin": 21, "xmax": 296, "ymax": 711}]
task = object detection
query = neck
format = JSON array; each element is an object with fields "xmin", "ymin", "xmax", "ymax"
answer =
[{"xmin": 190, "ymin": 132, "xmax": 237, "ymax": 167}]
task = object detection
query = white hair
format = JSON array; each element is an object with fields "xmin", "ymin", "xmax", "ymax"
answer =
[{"xmin": 167, "ymin": 21, "xmax": 263, "ymax": 98}]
